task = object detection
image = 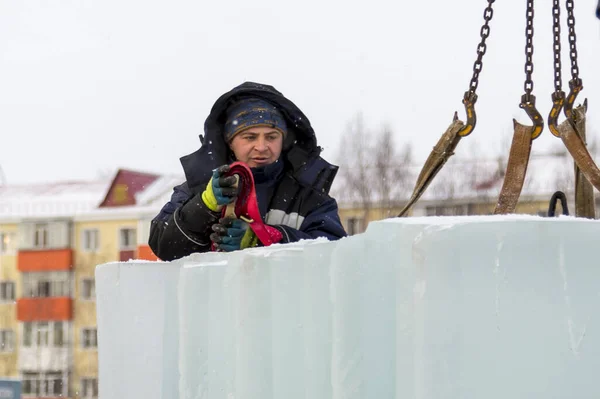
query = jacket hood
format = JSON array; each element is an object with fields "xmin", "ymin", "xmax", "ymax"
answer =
[{"xmin": 180, "ymin": 82, "xmax": 322, "ymax": 191}]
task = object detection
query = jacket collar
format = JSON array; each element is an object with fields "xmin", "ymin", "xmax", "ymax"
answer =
[{"xmin": 251, "ymin": 159, "xmax": 284, "ymax": 185}]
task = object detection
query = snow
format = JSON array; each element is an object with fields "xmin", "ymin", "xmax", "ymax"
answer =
[
  {"xmin": 134, "ymin": 174, "xmax": 184, "ymax": 207},
  {"xmin": 0, "ymin": 172, "xmax": 184, "ymax": 222},
  {"xmin": 96, "ymin": 215, "xmax": 600, "ymax": 398},
  {"xmin": 0, "ymin": 179, "xmax": 111, "ymax": 220}
]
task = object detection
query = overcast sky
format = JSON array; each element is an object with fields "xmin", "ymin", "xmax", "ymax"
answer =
[{"xmin": 1, "ymin": 0, "xmax": 599, "ymax": 184}]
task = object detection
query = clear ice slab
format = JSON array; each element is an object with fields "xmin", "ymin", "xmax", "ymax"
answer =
[{"xmin": 96, "ymin": 215, "xmax": 600, "ymax": 399}]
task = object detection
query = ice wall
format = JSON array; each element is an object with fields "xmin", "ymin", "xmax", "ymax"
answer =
[{"xmin": 96, "ymin": 215, "xmax": 600, "ymax": 399}]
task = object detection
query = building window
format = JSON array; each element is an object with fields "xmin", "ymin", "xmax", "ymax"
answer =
[
  {"xmin": 38, "ymin": 281, "xmax": 51, "ymax": 297},
  {"xmin": 0, "ymin": 232, "xmax": 16, "ymax": 255},
  {"xmin": 36, "ymin": 322, "xmax": 50, "ymax": 347},
  {"xmin": 81, "ymin": 378, "xmax": 98, "ymax": 398},
  {"xmin": 23, "ymin": 323, "xmax": 32, "ymax": 347},
  {"xmin": 81, "ymin": 278, "xmax": 95, "ymax": 300},
  {"xmin": 0, "ymin": 330, "xmax": 14, "ymax": 352},
  {"xmin": 22, "ymin": 372, "xmax": 38, "ymax": 396},
  {"xmin": 119, "ymin": 228, "xmax": 136, "ymax": 250},
  {"xmin": 81, "ymin": 328, "xmax": 97, "ymax": 349},
  {"xmin": 82, "ymin": 229, "xmax": 99, "ymax": 252},
  {"xmin": 346, "ymin": 217, "xmax": 365, "ymax": 235},
  {"xmin": 34, "ymin": 224, "xmax": 49, "ymax": 249},
  {"xmin": 54, "ymin": 322, "xmax": 64, "ymax": 346},
  {"xmin": 23, "ymin": 321, "xmax": 68, "ymax": 348},
  {"xmin": 52, "ymin": 279, "xmax": 70, "ymax": 296},
  {"xmin": 426, "ymin": 204, "xmax": 473, "ymax": 216},
  {"xmin": 22, "ymin": 272, "xmax": 71, "ymax": 298},
  {"xmin": 46, "ymin": 372, "xmax": 64, "ymax": 397},
  {"xmin": 0, "ymin": 281, "xmax": 15, "ymax": 302},
  {"xmin": 22, "ymin": 372, "xmax": 65, "ymax": 397}
]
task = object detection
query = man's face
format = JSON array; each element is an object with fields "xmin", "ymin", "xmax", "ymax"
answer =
[{"xmin": 229, "ymin": 126, "xmax": 284, "ymax": 168}]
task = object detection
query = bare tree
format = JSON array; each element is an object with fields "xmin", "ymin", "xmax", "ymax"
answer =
[
  {"xmin": 335, "ymin": 114, "xmax": 372, "ymax": 214},
  {"xmin": 334, "ymin": 113, "xmax": 413, "ymax": 224},
  {"xmin": 373, "ymin": 125, "xmax": 413, "ymax": 217}
]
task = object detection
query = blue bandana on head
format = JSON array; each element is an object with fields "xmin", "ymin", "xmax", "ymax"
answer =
[{"xmin": 223, "ymin": 98, "xmax": 288, "ymax": 142}]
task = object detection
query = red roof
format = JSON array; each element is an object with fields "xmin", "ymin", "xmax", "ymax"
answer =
[{"xmin": 99, "ymin": 169, "xmax": 160, "ymax": 207}]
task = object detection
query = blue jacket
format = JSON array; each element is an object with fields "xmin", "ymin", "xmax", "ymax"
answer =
[{"xmin": 149, "ymin": 82, "xmax": 347, "ymax": 260}]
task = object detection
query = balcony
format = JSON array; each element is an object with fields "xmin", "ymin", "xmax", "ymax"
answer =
[
  {"xmin": 17, "ymin": 297, "xmax": 73, "ymax": 321},
  {"xmin": 136, "ymin": 245, "xmax": 158, "ymax": 261},
  {"xmin": 18, "ymin": 347, "xmax": 71, "ymax": 371},
  {"xmin": 18, "ymin": 248, "xmax": 73, "ymax": 272}
]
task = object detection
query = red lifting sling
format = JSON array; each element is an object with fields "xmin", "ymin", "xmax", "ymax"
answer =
[{"xmin": 211, "ymin": 162, "xmax": 283, "ymax": 251}]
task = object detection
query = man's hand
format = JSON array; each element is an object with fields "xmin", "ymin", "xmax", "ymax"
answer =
[
  {"xmin": 201, "ymin": 165, "xmax": 239, "ymax": 212},
  {"xmin": 210, "ymin": 217, "xmax": 258, "ymax": 252}
]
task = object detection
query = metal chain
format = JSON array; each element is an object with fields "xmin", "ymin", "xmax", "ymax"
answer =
[
  {"xmin": 552, "ymin": 0, "xmax": 562, "ymax": 92},
  {"xmin": 523, "ymin": 0, "xmax": 535, "ymax": 102},
  {"xmin": 565, "ymin": 0, "xmax": 580, "ymax": 84},
  {"xmin": 467, "ymin": 0, "xmax": 495, "ymax": 95},
  {"xmin": 547, "ymin": 0, "xmax": 566, "ymax": 137}
]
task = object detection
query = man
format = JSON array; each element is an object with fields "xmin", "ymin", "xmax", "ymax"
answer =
[{"xmin": 149, "ymin": 82, "xmax": 347, "ymax": 261}]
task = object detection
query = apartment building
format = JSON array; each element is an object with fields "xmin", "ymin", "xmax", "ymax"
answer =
[{"xmin": 0, "ymin": 169, "xmax": 177, "ymax": 398}]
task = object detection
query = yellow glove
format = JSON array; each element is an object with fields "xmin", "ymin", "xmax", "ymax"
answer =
[{"xmin": 210, "ymin": 217, "xmax": 258, "ymax": 252}]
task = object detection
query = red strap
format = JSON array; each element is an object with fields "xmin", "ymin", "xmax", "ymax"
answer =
[{"xmin": 215, "ymin": 162, "xmax": 283, "ymax": 249}]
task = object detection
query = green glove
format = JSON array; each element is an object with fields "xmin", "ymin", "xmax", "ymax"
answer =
[
  {"xmin": 201, "ymin": 165, "xmax": 239, "ymax": 212},
  {"xmin": 210, "ymin": 217, "xmax": 258, "ymax": 252}
]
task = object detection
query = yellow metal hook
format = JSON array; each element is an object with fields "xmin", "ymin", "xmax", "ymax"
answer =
[
  {"xmin": 564, "ymin": 78, "xmax": 583, "ymax": 123},
  {"xmin": 548, "ymin": 91, "xmax": 565, "ymax": 137},
  {"xmin": 519, "ymin": 94, "xmax": 544, "ymax": 139},
  {"xmin": 458, "ymin": 91, "xmax": 478, "ymax": 137}
]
